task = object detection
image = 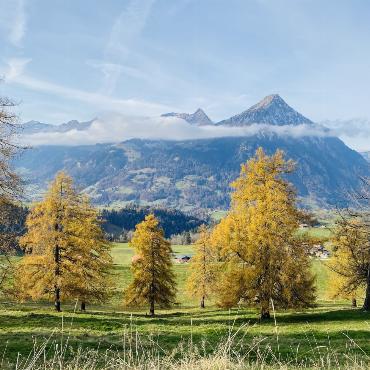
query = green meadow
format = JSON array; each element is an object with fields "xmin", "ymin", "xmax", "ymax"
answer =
[{"xmin": 1, "ymin": 238, "xmax": 370, "ymax": 368}]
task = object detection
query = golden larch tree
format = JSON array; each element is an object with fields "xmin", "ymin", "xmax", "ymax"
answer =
[
  {"xmin": 61, "ymin": 196, "xmax": 114, "ymax": 311},
  {"xmin": 211, "ymin": 148, "xmax": 316, "ymax": 319},
  {"xmin": 186, "ymin": 225, "xmax": 217, "ymax": 308},
  {"xmin": 124, "ymin": 214, "xmax": 176, "ymax": 316},
  {"xmin": 327, "ymin": 269, "xmax": 362, "ymax": 308},
  {"xmin": 328, "ymin": 218, "xmax": 370, "ymax": 310},
  {"xmin": 15, "ymin": 172, "xmax": 113, "ymax": 311}
]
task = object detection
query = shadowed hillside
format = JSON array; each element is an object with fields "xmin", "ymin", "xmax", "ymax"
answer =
[{"xmin": 15, "ymin": 134, "xmax": 369, "ymax": 209}]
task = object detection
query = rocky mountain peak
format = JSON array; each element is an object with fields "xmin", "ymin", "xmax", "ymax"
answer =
[
  {"xmin": 250, "ymin": 94, "xmax": 284, "ymax": 110},
  {"xmin": 190, "ymin": 108, "xmax": 213, "ymax": 125},
  {"xmin": 161, "ymin": 109, "xmax": 213, "ymax": 126},
  {"xmin": 218, "ymin": 94, "xmax": 313, "ymax": 127}
]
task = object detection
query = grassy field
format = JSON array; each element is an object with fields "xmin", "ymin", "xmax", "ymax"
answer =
[
  {"xmin": 1, "ymin": 239, "xmax": 369, "ymax": 368},
  {"xmin": 300, "ymin": 226, "xmax": 332, "ymax": 238}
]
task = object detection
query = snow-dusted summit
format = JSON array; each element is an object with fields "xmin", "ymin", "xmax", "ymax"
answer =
[
  {"xmin": 217, "ymin": 94, "xmax": 313, "ymax": 126},
  {"xmin": 162, "ymin": 108, "xmax": 213, "ymax": 126},
  {"xmin": 21, "ymin": 119, "xmax": 93, "ymax": 134}
]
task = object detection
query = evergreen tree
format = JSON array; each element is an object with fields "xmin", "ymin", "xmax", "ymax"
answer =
[
  {"xmin": 211, "ymin": 148, "xmax": 316, "ymax": 319},
  {"xmin": 329, "ymin": 218, "xmax": 370, "ymax": 310},
  {"xmin": 16, "ymin": 172, "xmax": 113, "ymax": 311},
  {"xmin": 186, "ymin": 225, "xmax": 217, "ymax": 308},
  {"xmin": 124, "ymin": 214, "xmax": 176, "ymax": 316}
]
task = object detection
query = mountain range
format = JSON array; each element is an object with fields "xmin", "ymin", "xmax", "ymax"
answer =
[
  {"xmin": 15, "ymin": 95, "xmax": 369, "ymax": 210},
  {"xmin": 21, "ymin": 119, "xmax": 94, "ymax": 135},
  {"xmin": 21, "ymin": 94, "xmax": 311, "ymax": 133}
]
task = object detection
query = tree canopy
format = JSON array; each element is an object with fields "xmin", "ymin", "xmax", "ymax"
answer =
[
  {"xmin": 124, "ymin": 214, "xmax": 176, "ymax": 316},
  {"xmin": 211, "ymin": 148, "xmax": 316, "ymax": 319},
  {"xmin": 186, "ymin": 225, "xmax": 218, "ymax": 308},
  {"xmin": 16, "ymin": 172, "xmax": 113, "ymax": 311},
  {"xmin": 329, "ymin": 217, "xmax": 370, "ymax": 310}
]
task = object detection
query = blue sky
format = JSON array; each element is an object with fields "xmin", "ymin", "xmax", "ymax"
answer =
[{"xmin": 1, "ymin": 0, "xmax": 370, "ymax": 125}]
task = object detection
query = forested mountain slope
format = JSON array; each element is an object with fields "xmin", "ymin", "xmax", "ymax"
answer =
[{"xmin": 15, "ymin": 134, "xmax": 368, "ymax": 209}]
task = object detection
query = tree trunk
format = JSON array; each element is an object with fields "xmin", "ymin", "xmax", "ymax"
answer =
[
  {"xmin": 200, "ymin": 296, "xmax": 205, "ymax": 309},
  {"xmin": 260, "ymin": 310, "xmax": 270, "ymax": 319},
  {"xmin": 352, "ymin": 297, "xmax": 357, "ymax": 308},
  {"xmin": 363, "ymin": 265, "xmax": 370, "ymax": 311},
  {"xmin": 80, "ymin": 301, "xmax": 86, "ymax": 311},
  {"xmin": 54, "ymin": 242, "xmax": 61, "ymax": 312},
  {"xmin": 260, "ymin": 304, "xmax": 270, "ymax": 320},
  {"xmin": 54, "ymin": 287, "xmax": 61, "ymax": 312},
  {"xmin": 149, "ymin": 298, "xmax": 155, "ymax": 316},
  {"xmin": 149, "ymin": 238, "xmax": 156, "ymax": 317}
]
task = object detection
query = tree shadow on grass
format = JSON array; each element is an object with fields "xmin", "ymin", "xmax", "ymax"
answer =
[
  {"xmin": 1, "ymin": 306, "xmax": 369, "ymax": 335},
  {"xmin": 123, "ymin": 307, "xmax": 370, "ymax": 327},
  {"xmin": 273, "ymin": 308, "xmax": 370, "ymax": 324}
]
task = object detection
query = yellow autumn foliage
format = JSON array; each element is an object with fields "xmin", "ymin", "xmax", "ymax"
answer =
[
  {"xmin": 328, "ymin": 218, "xmax": 369, "ymax": 309},
  {"xmin": 186, "ymin": 225, "xmax": 218, "ymax": 308},
  {"xmin": 124, "ymin": 214, "xmax": 176, "ymax": 316},
  {"xmin": 210, "ymin": 148, "xmax": 316, "ymax": 319},
  {"xmin": 15, "ymin": 172, "xmax": 113, "ymax": 311}
]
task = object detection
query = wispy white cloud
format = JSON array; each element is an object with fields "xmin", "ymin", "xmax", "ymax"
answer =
[
  {"xmin": 0, "ymin": 0, "xmax": 27, "ymax": 47},
  {"xmin": 321, "ymin": 118, "xmax": 370, "ymax": 152},
  {"xmin": 92, "ymin": 0, "xmax": 156, "ymax": 94},
  {"xmin": 88, "ymin": 0, "xmax": 197, "ymax": 106},
  {"xmin": 86, "ymin": 61, "xmax": 123, "ymax": 95},
  {"xmin": 1, "ymin": 58, "xmax": 175, "ymax": 115},
  {"xmin": 106, "ymin": 0, "xmax": 155, "ymax": 59},
  {"xmin": 2, "ymin": 57, "xmax": 31, "ymax": 79},
  {"xmin": 87, "ymin": 60, "xmax": 158, "ymax": 95},
  {"xmin": 20, "ymin": 113, "xmax": 332, "ymax": 146}
]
